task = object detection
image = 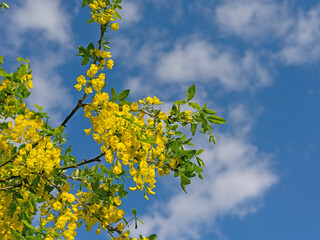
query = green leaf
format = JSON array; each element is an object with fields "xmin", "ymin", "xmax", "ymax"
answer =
[
  {"xmin": 95, "ymin": 188, "xmax": 110, "ymax": 198},
  {"xmin": 190, "ymin": 124, "xmax": 197, "ymax": 136},
  {"xmin": 203, "ymin": 109, "xmax": 217, "ymax": 114},
  {"xmin": 0, "ymin": 122, "xmax": 8, "ymax": 130},
  {"xmin": 206, "ymin": 115, "xmax": 226, "ymax": 124},
  {"xmin": 140, "ymin": 138, "xmax": 156, "ymax": 144},
  {"xmin": 196, "ymin": 157, "xmax": 205, "ymax": 168},
  {"xmin": 198, "ymin": 172, "xmax": 204, "ymax": 180},
  {"xmin": 10, "ymin": 229, "xmax": 25, "ymax": 240},
  {"xmin": 148, "ymin": 234, "xmax": 157, "ymax": 240},
  {"xmin": 111, "ymin": 88, "xmax": 117, "ymax": 99},
  {"xmin": 118, "ymin": 89, "xmax": 130, "ymax": 100},
  {"xmin": 196, "ymin": 149, "xmax": 204, "ymax": 155},
  {"xmin": 178, "ymin": 150, "xmax": 196, "ymax": 160},
  {"xmin": 87, "ymin": 42, "xmax": 95, "ymax": 51},
  {"xmin": 92, "ymin": 177, "xmax": 99, "ymax": 191},
  {"xmin": 86, "ymin": 19, "xmax": 94, "ymax": 23},
  {"xmin": 188, "ymin": 102, "xmax": 201, "ymax": 110},
  {"xmin": 16, "ymin": 57, "xmax": 29, "ymax": 63},
  {"xmin": 65, "ymin": 145, "xmax": 72, "ymax": 154},
  {"xmin": 22, "ymin": 220, "xmax": 39, "ymax": 232},
  {"xmin": 201, "ymin": 120, "xmax": 208, "ymax": 133},
  {"xmin": 186, "ymin": 84, "xmax": 196, "ymax": 102},
  {"xmin": 3, "ymin": 3, "xmax": 9, "ymax": 9},
  {"xmin": 77, "ymin": 46, "xmax": 88, "ymax": 56},
  {"xmin": 181, "ymin": 174, "xmax": 191, "ymax": 185},
  {"xmin": 32, "ymin": 175, "xmax": 40, "ymax": 189},
  {"xmin": 34, "ymin": 104, "xmax": 43, "ymax": 112},
  {"xmin": 17, "ymin": 84, "xmax": 30, "ymax": 98},
  {"xmin": 114, "ymin": 11, "xmax": 121, "ymax": 20},
  {"xmin": 82, "ymin": 0, "xmax": 88, "ymax": 7},
  {"xmin": 170, "ymin": 141, "xmax": 180, "ymax": 153},
  {"xmin": 44, "ymin": 184, "xmax": 54, "ymax": 193},
  {"xmin": 132, "ymin": 208, "xmax": 137, "ymax": 217},
  {"xmin": 0, "ymin": 68, "xmax": 6, "ymax": 76},
  {"xmin": 173, "ymin": 100, "xmax": 186, "ymax": 105},
  {"xmin": 81, "ymin": 57, "xmax": 89, "ymax": 65},
  {"xmin": 118, "ymin": 183, "xmax": 128, "ymax": 198},
  {"xmin": 209, "ymin": 134, "xmax": 216, "ymax": 145}
]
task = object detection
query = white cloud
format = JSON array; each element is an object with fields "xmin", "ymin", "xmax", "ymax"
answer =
[
  {"xmin": 27, "ymin": 53, "xmax": 72, "ymax": 125},
  {"xmin": 125, "ymin": 77, "xmax": 152, "ymax": 97},
  {"xmin": 279, "ymin": 4, "xmax": 320, "ymax": 64},
  {"xmin": 215, "ymin": 0, "xmax": 292, "ymax": 40},
  {"xmin": 120, "ymin": 1, "xmax": 142, "ymax": 27},
  {"xmin": 11, "ymin": 0, "xmax": 72, "ymax": 45},
  {"xmin": 214, "ymin": 0, "xmax": 320, "ymax": 65},
  {"xmin": 129, "ymin": 104, "xmax": 277, "ymax": 240},
  {"xmin": 155, "ymin": 38, "xmax": 272, "ymax": 91}
]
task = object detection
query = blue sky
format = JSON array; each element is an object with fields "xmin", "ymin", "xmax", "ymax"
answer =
[{"xmin": 1, "ymin": 0, "xmax": 320, "ymax": 239}]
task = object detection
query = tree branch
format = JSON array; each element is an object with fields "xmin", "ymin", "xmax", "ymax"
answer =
[
  {"xmin": 0, "ymin": 175, "xmax": 19, "ymax": 183},
  {"xmin": 58, "ymin": 152, "xmax": 105, "ymax": 171},
  {"xmin": 60, "ymin": 26, "xmax": 106, "ymax": 128}
]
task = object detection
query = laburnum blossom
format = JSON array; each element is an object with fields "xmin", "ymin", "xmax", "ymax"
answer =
[{"xmin": 110, "ymin": 23, "xmax": 119, "ymax": 30}]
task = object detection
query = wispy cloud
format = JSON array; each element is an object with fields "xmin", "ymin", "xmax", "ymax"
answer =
[
  {"xmin": 155, "ymin": 38, "xmax": 272, "ymax": 91},
  {"xmin": 120, "ymin": 1, "xmax": 143, "ymax": 27},
  {"xmin": 10, "ymin": 0, "xmax": 72, "ymax": 45},
  {"xmin": 213, "ymin": 0, "xmax": 320, "ymax": 65},
  {"xmin": 215, "ymin": 0, "xmax": 292, "ymax": 40},
  {"xmin": 279, "ymin": 4, "xmax": 320, "ymax": 64}
]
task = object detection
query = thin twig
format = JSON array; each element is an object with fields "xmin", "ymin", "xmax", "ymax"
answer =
[
  {"xmin": 0, "ymin": 175, "xmax": 19, "ymax": 183},
  {"xmin": 0, "ymin": 139, "xmax": 41, "ymax": 168},
  {"xmin": 0, "ymin": 182, "xmax": 22, "ymax": 191},
  {"xmin": 60, "ymin": 26, "xmax": 106, "ymax": 128},
  {"xmin": 58, "ymin": 153, "xmax": 105, "ymax": 171}
]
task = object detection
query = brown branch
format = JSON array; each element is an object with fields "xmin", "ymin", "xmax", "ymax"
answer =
[
  {"xmin": 0, "ymin": 138, "xmax": 41, "ymax": 168},
  {"xmin": 60, "ymin": 96, "xmax": 87, "ymax": 127},
  {"xmin": 0, "ymin": 182, "xmax": 22, "ymax": 191},
  {"xmin": 65, "ymin": 175, "xmax": 89, "ymax": 185},
  {"xmin": 0, "ymin": 175, "xmax": 19, "ymax": 183},
  {"xmin": 58, "ymin": 153, "xmax": 105, "ymax": 171},
  {"xmin": 0, "ymin": 151, "xmax": 18, "ymax": 168},
  {"xmin": 60, "ymin": 26, "xmax": 106, "ymax": 128}
]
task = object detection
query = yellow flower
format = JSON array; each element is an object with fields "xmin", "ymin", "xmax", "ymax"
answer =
[
  {"xmin": 110, "ymin": 23, "xmax": 119, "ymax": 31},
  {"xmin": 74, "ymin": 83, "xmax": 82, "ymax": 91},
  {"xmin": 123, "ymin": 230, "xmax": 130, "ymax": 238},
  {"xmin": 147, "ymin": 118, "xmax": 154, "ymax": 126},
  {"xmin": 158, "ymin": 112, "xmax": 168, "ymax": 120},
  {"xmin": 86, "ymin": 64, "xmax": 99, "ymax": 78},
  {"xmin": 131, "ymin": 102, "xmax": 139, "ymax": 111},
  {"xmin": 153, "ymin": 96, "xmax": 162, "ymax": 105},
  {"xmin": 113, "ymin": 161, "xmax": 122, "ymax": 175},
  {"xmin": 53, "ymin": 201, "xmax": 62, "ymax": 211},
  {"xmin": 77, "ymin": 75, "xmax": 87, "ymax": 85},
  {"xmin": 26, "ymin": 80, "xmax": 33, "ymax": 89},
  {"xmin": 146, "ymin": 97, "xmax": 153, "ymax": 104},
  {"xmin": 84, "ymin": 128, "xmax": 92, "ymax": 135},
  {"xmin": 106, "ymin": 59, "xmax": 114, "ymax": 69},
  {"xmin": 116, "ymin": 222, "xmax": 124, "ymax": 232},
  {"xmin": 84, "ymin": 86, "xmax": 93, "ymax": 94},
  {"xmin": 100, "ymin": 51, "xmax": 111, "ymax": 58}
]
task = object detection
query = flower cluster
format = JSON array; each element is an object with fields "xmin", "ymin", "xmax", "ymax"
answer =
[{"xmin": 89, "ymin": 0, "xmax": 118, "ymax": 27}]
